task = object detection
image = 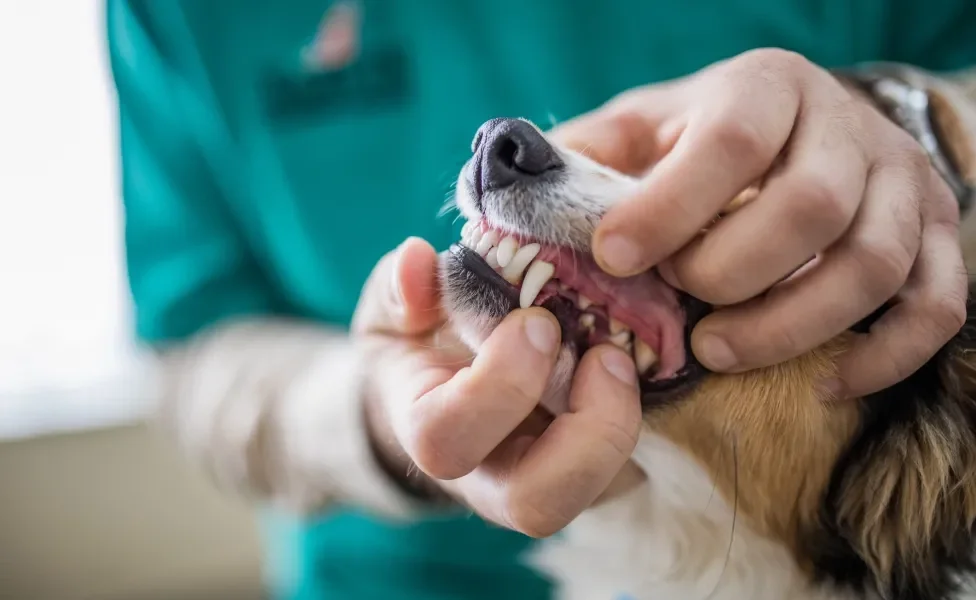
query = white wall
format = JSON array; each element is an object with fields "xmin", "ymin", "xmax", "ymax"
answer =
[
  {"xmin": 0, "ymin": 2, "xmax": 156, "ymax": 438},
  {"xmin": 0, "ymin": 5, "xmax": 264, "ymax": 598}
]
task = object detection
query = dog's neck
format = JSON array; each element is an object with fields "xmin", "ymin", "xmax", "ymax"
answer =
[{"xmin": 527, "ymin": 430, "xmax": 874, "ymax": 600}]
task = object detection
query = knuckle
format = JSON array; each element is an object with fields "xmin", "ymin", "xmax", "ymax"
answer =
[
  {"xmin": 761, "ymin": 318, "xmax": 807, "ymax": 361},
  {"xmin": 926, "ymin": 293, "xmax": 967, "ymax": 339},
  {"xmin": 501, "ymin": 490, "xmax": 567, "ymax": 538},
  {"xmin": 740, "ymin": 47, "xmax": 809, "ymax": 73},
  {"xmin": 709, "ymin": 117, "xmax": 774, "ymax": 163},
  {"xmin": 848, "ymin": 235, "xmax": 913, "ymax": 297},
  {"xmin": 404, "ymin": 406, "xmax": 472, "ymax": 480},
  {"xmin": 788, "ymin": 175, "xmax": 854, "ymax": 235}
]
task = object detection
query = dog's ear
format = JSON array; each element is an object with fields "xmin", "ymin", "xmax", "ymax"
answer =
[{"xmin": 807, "ymin": 295, "xmax": 976, "ymax": 599}]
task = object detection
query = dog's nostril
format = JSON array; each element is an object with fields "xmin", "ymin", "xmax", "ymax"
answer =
[{"xmin": 478, "ymin": 118, "xmax": 563, "ymax": 193}]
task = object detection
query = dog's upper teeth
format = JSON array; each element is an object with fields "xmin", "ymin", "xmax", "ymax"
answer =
[
  {"xmin": 476, "ymin": 230, "xmax": 499, "ymax": 256},
  {"xmin": 496, "ymin": 236, "xmax": 519, "ymax": 268},
  {"xmin": 519, "ymin": 260, "xmax": 555, "ymax": 309},
  {"xmin": 485, "ymin": 247, "xmax": 500, "ymax": 269},
  {"xmin": 461, "ymin": 221, "xmax": 477, "ymax": 241},
  {"xmin": 469, "ymin": 227, "xmax": 484, "ymax": 248},
  {"xmin": 502, "ymin": 243, "xmax": 541, "ymax": 284},
  {"xmin": 578, "ymin": 295, "xmax": 593, "ymax": 310},
  {"xmin": 633, "ymin": 338, "xmax": 658, "ymax": 374}
]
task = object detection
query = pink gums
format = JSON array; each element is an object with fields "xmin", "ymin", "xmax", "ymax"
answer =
[{"xmin": 477, "ymin": 222, "xmax": 687, "ymax": 379}]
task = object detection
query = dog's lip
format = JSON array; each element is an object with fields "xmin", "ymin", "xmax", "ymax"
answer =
[{"xmin": 446, "ymin": 243, "xmax": 712, "ymax": 407}]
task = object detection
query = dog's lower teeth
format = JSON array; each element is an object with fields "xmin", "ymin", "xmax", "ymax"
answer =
[
  {"xmin": 579, "ymin": 313, "xmax": 596, "ymax": 329},
  {"xmin": 502, "ymin": 243, "xmax": 541, "ymax": 284},
  {"xmin": 634, "ymin": 338, "xmax": 658, "ymax": 374},
  {"xmin": 496, "ymin": 236, "xmax": 518, "ymax": 268},
  {"xmin": 519, "ymin": 260, "xmax": 556, "ymax": 308},
  {"xmin": 610, "ymin": 330, "xmax": 632, "ymax": 349}
]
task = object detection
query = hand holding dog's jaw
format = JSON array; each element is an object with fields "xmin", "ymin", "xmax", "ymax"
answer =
[
  {"xmin": 357, "ymin": 237, "xmax": 645, "ymax": 537},
  {"xmin": 552, "ymin": 47, "xmax": 967, "ymax": 399}
]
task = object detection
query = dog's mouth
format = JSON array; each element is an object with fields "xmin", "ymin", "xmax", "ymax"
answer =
[{"xmin": 451, "ymin": 220, "xmax": 711, "ymax": 404}]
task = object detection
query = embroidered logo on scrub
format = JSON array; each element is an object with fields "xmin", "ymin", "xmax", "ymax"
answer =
[
  {"xmin": 264, "ymin": 0, "xmax": 411, "ymax": 122},
  {"xmin": 302, "ymin": 0, "xmax": 361, "ymax": 71}
]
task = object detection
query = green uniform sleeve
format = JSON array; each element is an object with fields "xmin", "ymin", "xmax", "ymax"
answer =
[{"xmin": 107, "ymin": 0, "xmax": 275, "ymax": 344}]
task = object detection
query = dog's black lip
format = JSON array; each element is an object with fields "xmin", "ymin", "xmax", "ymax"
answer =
[{"xmin": 448, "ymin": 243, "xmax": 714, "ymax": 410}]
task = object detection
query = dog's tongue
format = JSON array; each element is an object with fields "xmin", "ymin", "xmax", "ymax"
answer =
[{"xmin": 536, "ymin": 246, "xmax": 688, "ymax": 379}]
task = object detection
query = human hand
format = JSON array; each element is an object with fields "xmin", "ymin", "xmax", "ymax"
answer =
[
  {"xmin": 553, "ymin": 48, "xmax": 967, "ymax": 399},
  {"xmin": 354, "ymin": 237, "xmax": 643, "ymax": 536}
]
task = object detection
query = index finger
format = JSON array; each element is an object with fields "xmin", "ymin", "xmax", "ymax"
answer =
[{"xmin": 593, "ymin": 89, "xmax": 799, "ymax": 277}]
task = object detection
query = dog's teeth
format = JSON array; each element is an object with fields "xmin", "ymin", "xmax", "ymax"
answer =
[
  {"xmin": 476, "ymin": 230, "xmax": 499, "ymax": 256},
  {"xmin": 519, "ymin": 260, "xmax": 555, "ymax": 309},
  {"xmin": 610, "ymin": 318, "xmax": 626, "ymax": 335},
  {"xmin": 633, "ymin": 338, "xmax": 658, "ymax": 374},
  {"xmin": 578, "ymin": 295, "xmax": 593, "ymax": 310},
  {"xmin": 502, "ymin": 243, "xmax": 541, "ymax": 283},
  {"xmin": 496, "ymin": 236, "xmax": 518, "ymax": 268},
  {"xmin": 461, "ymin": 221, "xmax": 476, "ymax": 241},
  {"xmin": 579, "ymin": 313, "xmax": 596, "ymax": 329},
  {"xmin": 485, "ymin": 247, "xmax": 500, "ymax": 269},
  {"xmin": 469, "ymin": 227, "xmax": 484, "ymax": 248},
  {"xmin": 609, "ymin": 330, "xmax": 631, "ymax": 349}
]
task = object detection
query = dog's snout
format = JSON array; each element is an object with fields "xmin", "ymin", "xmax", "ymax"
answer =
[{"xmin": 475, "ymin": 118, "xmax": 563, "ymax": 193}]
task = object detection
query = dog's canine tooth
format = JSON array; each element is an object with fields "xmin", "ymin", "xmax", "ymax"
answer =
[
  {"xmin": 496, "ymin": 236, "xmax": 519, "ymax": 268},
  {"xmin": 502, "ymin": 243, "xmax": 541, "ymax": 283},
  {"xmin": 476, "ymin": 230, "xmax": 499, "ymax": 256},
  {"xmin": 485, "ymin": 247, "xmax": 500, "ymax": 269},
  {"xmin": 520, "ymin": 260, "xmax": 555, "ymax": 309},
  {"xmin": 634, "ymin": 338, "xmax": 658, "ymax": 374}
]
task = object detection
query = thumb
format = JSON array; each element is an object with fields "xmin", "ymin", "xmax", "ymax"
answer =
[{"xmin": 352, "ymin": 237, "xmax": 445, "ymax": 336}]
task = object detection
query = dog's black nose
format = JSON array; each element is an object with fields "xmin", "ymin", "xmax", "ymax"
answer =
[{"xmin": 473, "ymin": 118, "xmax": 563, "ymax": 193}]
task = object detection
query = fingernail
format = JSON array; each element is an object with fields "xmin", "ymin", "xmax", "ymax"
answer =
[
  {"xmin": 697, "ymin": 334, "xmax": 737, "ymax": 371},
  {"xmin": 601, "ymin": 348, "xmax": 637, "ymax": 386},
  {"xmin": 525, "ymin": 314, "xmax": 559, "ymax": 354},
  {"xmin": 596, "ymin": 234, "xmax": 643, "ymax": 275}
]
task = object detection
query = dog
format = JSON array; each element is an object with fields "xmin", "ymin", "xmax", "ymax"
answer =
[{"xmin": 439, "ymin": 117, "xmax": 976, "ymax": 600}]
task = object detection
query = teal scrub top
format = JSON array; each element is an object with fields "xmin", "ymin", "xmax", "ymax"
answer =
[{"xmin": 106, "ymin": 1, "xmax": 976, "ymax": 598}]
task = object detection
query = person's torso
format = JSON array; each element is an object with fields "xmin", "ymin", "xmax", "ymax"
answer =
[{"xmin": 174, "ymin": 1, "xmax": 975, "ymax": 598}]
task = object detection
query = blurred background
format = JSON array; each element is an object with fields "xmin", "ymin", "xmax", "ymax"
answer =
[{"xmin": 0, "ymin": 4, "xmax": 265, "ymax": 599}]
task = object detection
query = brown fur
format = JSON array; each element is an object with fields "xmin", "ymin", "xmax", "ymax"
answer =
[
  {"xmin": 644, "ymin": 336, "xmax": 860, "ymax": 559},
  {"xmin": 639, "ymin": 302, "xmax": 976, "ymax": 597}
]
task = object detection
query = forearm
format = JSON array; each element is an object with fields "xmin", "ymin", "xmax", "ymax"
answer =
[{"xmin": 155, "ymin": 318, "xmax": 433, "ymax": 518}]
